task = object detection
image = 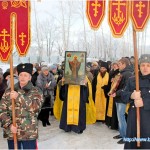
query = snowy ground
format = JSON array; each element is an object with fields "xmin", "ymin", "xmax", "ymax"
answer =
[{"xmin": 0, "ymin": 116, "xmax": 124, "ymax": 149}]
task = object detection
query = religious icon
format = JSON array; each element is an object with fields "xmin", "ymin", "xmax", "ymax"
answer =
[
  {"xmin": 108, "ymin": 73, "xmax": 122, "ymax": 95},
  {"xmin": 64, "ymin": 51, "xmax": 86, "ymax": 85}
]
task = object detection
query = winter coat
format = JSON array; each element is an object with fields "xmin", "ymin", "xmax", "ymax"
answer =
[
  {"xmin": 121, "ymin": 73, "xmax": 150, "ymax": 149},
  {"xmin": 36, "ymin": 72, "xmax": 56, "ymax": 108},
  {"xmin": 114, "ymin": 65, "xmax": 133, "ymax": 103},
  {"xmin": 0, "ymin": 81, "xmax": 43, "ymax": 140},
  {"xmin": 31, "ymin": 71, "xmax": 39, "ymax": 86},
  {"xmin": 0, "ymin": 82, "xmax": 6, "ymax": 100}
]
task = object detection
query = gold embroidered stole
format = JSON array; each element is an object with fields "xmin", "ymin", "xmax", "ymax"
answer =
[
  {"xmin": 86, "ymin": 76, "xmax": 96, "ymax": 124},
  {"xmin": 125, "ymin": 103, "xmax": 130, "ymax": 114},
  {"xmin": 53, "ymin": 85, "xmax": 63, "ymax": 120},
  {"xmin": 107, "ymin": 96, "xmax": 113, "ymax": 117},
  {"xmin": 67, "ymin": 85, "xmax": 80, "ymax": 125},
  {"xmin": 95, "ymin": 72, "xmax": 109, "ymax": 120},
  {"xmin": 107, "ymin": 98, "xmax": 130, "ymax": 117}
]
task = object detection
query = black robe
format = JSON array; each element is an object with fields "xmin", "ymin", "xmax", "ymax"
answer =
[
  {"xmin": 105, "ymin": 69, "xmax": 119, "ymax": 130},
  {"xmin": 121, "ymin": 73, "xmax": 150, "ymax": 149},
  {"xmin": 59, "ymin": 84, "xmax": 88, "ymax": 133}
]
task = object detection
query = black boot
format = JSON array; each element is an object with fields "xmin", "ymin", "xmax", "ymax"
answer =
[
  {"xmin": 46, "ymin": 120, "xmax": 51, "ymax": 126},
  {"xmin": 50, "ymin": 108, "xmax": 54, "ymax": 116},
  {"xmin": 42, "ymin": 121, "xmax": 46, "ymax": 127}
]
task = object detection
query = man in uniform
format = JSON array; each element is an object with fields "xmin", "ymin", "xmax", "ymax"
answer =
[
  {"xmin": 121, "ymin": 54, "xmax": 150, "ymax": 149},
  {"xmin": 0, "ymin": 63, "xmax": 43, "ymax": 149}
]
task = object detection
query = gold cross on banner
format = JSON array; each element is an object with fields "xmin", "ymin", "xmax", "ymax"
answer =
[
  {"xmin": 91, "ymin": 0, "xmax": 101, "ymax": 17},
  {"xmin": 0, "ymin": 29, "xmax": 10, "ymax": 53},
  {"xmin": 19, "ymin": 32, "xmax": 26, "ymax": 46},
  {"xmin": 112, "ymin": 0, "xmax": 126, "ymax": 25},
  {"xmin": 136, "ymin": 1, "xmax": 145, "ymax": 18},
  {"xmin": 112, "ymin": 0, "xmax": 126, "ymax": 18}
]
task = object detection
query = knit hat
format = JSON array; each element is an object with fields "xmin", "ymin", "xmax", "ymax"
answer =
[
  {"xmin": 17, "ymin": 63, "xmax": 33, "ymax": 75},
  {"xmin": 139, "ymin": 54, "xmax": 150, "ymax": 64},
  {"xmin": 50, "ymin": 65, "xmax": 57, "ymax": 71},
  {"xmin": 41, "ymin": 65, "xmax": 49, "ymax": 71}
]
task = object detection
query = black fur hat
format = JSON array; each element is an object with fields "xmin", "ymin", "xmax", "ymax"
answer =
[{"xmin": 17, "ymin": 63, "xmax": 33, "ymax": 75}]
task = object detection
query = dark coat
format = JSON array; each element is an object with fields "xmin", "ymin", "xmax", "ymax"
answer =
[
  {"xmin": 114, "ymin": 65, "xmax": 133, "ymax": 103},
  {"xmin": 0, "ymin": 82, "xmax": 6, "ymax": 100},
  {"xmin": 59, "ymin": 84, "xmax": 88, "ymax": 133},
  {"xmin": 121, "ymin": 73, "xmax": 150, "ymax": 149},
  {"xmin": 31, "ymin": 71, "xmax": 39, "ymax": 86},
  {"xmin": 105, "ymin": 69, "xmax": 119, "ymax": 130}
]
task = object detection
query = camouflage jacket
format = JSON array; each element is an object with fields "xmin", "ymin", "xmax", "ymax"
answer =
[{"xmin": 0, "ymin": 81, "xmax": 44, "ymax": 140}]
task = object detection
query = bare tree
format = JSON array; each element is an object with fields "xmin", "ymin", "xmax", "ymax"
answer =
[
  {"xmin": 33, "ymin": 1, "xmax": 45, "ymax": 62},
  {"xmin": 76, "ymin": 0, "xmax": 88, "ymax": 55},
  {"xmin": 59, "ymin": 1, "xmax": 74, "ymax": 51},
  {"xmin": 41, "ymin": 19, "xmax": 57, "ymax": 63}
]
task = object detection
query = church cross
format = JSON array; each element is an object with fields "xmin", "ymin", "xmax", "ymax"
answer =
[
  {"xmin": 19, "ymin": 32, "xmax": 26, "ymax": 46},
  {"xmin": 112, "ymin": 0, "xmax": 126, "ymax": 18},
  {"xmin": 91, "ymin": 0, "xmax": 101, "ymax": 17},
  {"xmin": 0, "ymin": 29, "xmax": 10, "ymax": 52},
  {"xmin": 136, "ymin": 1, "xmax": 145, "ymax": 18}
]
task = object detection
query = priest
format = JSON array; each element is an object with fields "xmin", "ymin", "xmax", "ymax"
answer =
[
  {"xmin": 92, "ymin": 61, "xmax": 109, "ymax": 122},
  {"xmin": 59, "ymin": 77, "xmax": 89, "ymax": 134}
]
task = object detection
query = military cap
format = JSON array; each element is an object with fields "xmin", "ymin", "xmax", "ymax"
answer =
[
  {"xmin": 139, "ymin": 54, "xmax": 150, "ymax": 64},
  {"xmin": 17, "ymin": 63, "xmax": 33, "ymax": 75}
]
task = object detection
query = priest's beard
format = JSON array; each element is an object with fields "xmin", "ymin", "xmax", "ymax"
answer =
[{"xmin": 100, "ymin": 71, "xmax": 107, "ymax": 78}]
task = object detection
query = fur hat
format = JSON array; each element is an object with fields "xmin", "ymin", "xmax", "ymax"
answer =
[
  {"xmin": 100, "ymin": 61, "xmax": 108, "ymax": 70},
  {"xmin": 139, "ymin": 54, "xmax": 150, "ymax": 64},
  {"xmin": 17, "ymin": 63, "xmax": 33, "ymax": 75}
]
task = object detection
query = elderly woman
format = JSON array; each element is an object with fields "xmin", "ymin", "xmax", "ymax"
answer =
[
  {"xmin": 36, "ymin": 65, "xmax": 56, "ymax": 127},
  {"xmin": 121, "ymin": 54, "xmax": 150, "ymax": 149}
]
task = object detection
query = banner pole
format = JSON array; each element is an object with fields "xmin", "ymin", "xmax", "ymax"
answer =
[
  {"xmin": 9, "ymin": 54, "xmax": 18, "ymax": 150},
  {"xmin": 132, "ymin": 26, "xmax": 140, "ymax": 148}
]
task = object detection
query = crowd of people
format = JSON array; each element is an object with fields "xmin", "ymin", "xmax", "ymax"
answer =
[{"xmin": 0, "ymin": 54, "xmax": 150, "ymax": 149}]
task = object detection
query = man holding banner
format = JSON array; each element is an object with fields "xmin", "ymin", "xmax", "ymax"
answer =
[
  {"xmin": 121, "ymin": 54, "xmax": 150, "ymax": 149},
  {"xmin": 0, "ymin": 63, "xmax": 43, "ymax": 149}
]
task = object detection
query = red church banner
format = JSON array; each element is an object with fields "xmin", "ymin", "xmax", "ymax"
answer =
[
  {"xmin": 131, "ymin": 0, "xmax": 150, "ymax": 31},
  {"xmin": 108, "ymin": 0, "xmax": 129, "ymax": 37},
  {"xmin": 86, "ymin": 0, "xmax": 106, "ymax": 30},
  {"xmin": 0, "ymin": 0, "xmax": 31, "ymax": 62}
]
